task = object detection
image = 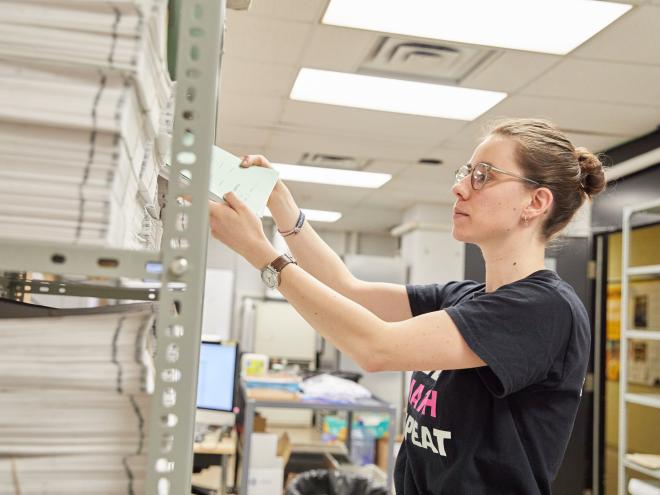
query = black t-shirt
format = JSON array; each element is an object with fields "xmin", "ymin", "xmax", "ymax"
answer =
[{"xmin": 394, "ymin": 270, "xmax": 590, "ymax": 495}]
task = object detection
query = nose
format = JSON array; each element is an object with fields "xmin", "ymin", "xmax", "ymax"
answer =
[{"xmin": 452, "ymin": 175, "xmax": 470, "ymax": 200}]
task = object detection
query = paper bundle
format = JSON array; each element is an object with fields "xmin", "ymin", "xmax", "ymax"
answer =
[
  {"xmin": 0, "ymin": 0, "xmax": 172, "ymax": 249},
  {"xmin": 0, "ymin": 302, "xmax": 156, "ymax": 494}
]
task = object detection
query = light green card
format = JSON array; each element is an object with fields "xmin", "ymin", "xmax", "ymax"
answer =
[{"xmin": 177, "ymin": 146, "xmax": 278, "ymax": 217}]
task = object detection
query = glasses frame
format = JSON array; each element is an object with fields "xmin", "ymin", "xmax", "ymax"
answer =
[{"xmin": 454, "ymin": 162, "xmax": 540, "ymax": 191}]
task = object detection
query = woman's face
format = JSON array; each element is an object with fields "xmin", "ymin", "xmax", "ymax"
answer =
[{"xmin": 451, "ymin": 134, "xmax": 534, "ymax": 245}]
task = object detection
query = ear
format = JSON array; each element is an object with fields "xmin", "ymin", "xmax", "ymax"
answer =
[{"xmin": 524, "ymin": 186, "xmax": 553, "ymax": 222}]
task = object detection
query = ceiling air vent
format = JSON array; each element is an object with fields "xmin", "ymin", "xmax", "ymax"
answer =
[
  {"xmin": 299, "ymin": 153, "xmax": 370, "ymax": 170},
  {"xmin": 360, "ymin": 36, "xmax": 497, "ymax": 84},
  {"xmin": 418, "ymin": 158, "xmax": 443, "ymax": 166}
]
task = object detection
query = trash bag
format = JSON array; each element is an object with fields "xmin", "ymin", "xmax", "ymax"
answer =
[{"xmin": 285, "ymin": 469, "xmax": 389, "ymax": 495}]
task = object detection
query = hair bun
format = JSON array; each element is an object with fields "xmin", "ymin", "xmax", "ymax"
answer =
[{"xmin": 575, "ymin": 147, "xmax": 605, "ymax": 198}]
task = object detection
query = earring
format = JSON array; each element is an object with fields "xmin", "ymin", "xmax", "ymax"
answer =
[{"xmin": 522, "ymin": 214, "xmax": 529, "ymax": 226}]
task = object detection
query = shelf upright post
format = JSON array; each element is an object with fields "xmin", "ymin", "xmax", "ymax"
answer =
[
  {"xmin": 617, "ymin": 204, "xmax": 632, "ymax": 495},
  {"xmin": 144, "ymin": 0, "xmax": 226, "ymax": 493}
]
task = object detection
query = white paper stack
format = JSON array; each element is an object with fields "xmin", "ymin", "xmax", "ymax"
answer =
[
  {"xmin": 0, "ymin": 302, "xmax": 156, "ymax": 494},
  {"xmin": 0, "ymin": 0, "xmax": 172, "ymax": 249}
]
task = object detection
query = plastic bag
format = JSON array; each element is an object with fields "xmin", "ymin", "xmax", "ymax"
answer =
[{"xmin": 285, "ymin": 469, "xmax": 388, "ymax": 495}]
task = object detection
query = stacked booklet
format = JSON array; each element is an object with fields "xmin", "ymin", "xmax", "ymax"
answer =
[
  {"xmin": 0, "ymin": 0, "xmax": 172, "ymax": 249},
  {"xmin": 0, "ymin": 300, "xmax": 156, "ymax": 494}
]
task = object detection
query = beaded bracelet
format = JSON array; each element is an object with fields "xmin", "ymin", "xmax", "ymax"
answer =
[{"xmin": 278, "ymin": 210, "xmax": 305, "ymax": 237}]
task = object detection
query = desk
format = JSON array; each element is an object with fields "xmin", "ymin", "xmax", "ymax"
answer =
[
  {"xmin": 194, "ymin": 430, "xmax": 237, "ymax": 495},
  {"xmin": 239, "ymin": 385, "xmax": 397, "ymax": 495}
]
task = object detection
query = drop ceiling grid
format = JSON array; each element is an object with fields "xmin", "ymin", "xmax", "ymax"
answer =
[{"xmin": 216, "ymin": 0, "xmax": 660, "ymax": 233}]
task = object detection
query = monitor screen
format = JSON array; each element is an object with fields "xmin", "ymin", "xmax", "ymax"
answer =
[{"xmin": 196, "ymin": 341, "xmax": 238, "ymax": 412}]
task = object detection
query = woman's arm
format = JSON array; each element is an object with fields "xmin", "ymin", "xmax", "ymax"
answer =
[
  {"xmin": 210, "ymin": 193, "xmax": 484, "ymax": 372},
  {"xmin": 277, "ymin": 261, "xmax": 485, "ymax": 372},
  {"xmin": 249, "ymin": 155, "xmax": 412, "ymax": 322}
]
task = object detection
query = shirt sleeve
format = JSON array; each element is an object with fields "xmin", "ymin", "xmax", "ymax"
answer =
[
  {"xmin": 444, "ymin": 278, "xmax": 573, "ymax": 397},
  {"xmin": 406, "ymin": 280, "xmax": 482, "ymax": 316}
]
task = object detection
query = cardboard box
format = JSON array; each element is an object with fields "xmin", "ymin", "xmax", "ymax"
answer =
[
  {"xmin": 247, "ymin": 432, "xmax": 291, "ymax": 495},
  {"xmin": 253, "ymin": 412, "xmax": 267, "ymax": 432},
  {"xmin": 376, "ymin": 434, "xmax": 403, "ymax": 472},
  {"xmin": 248, "ymin": 460, "xmax": 284, "ymax": 495}
]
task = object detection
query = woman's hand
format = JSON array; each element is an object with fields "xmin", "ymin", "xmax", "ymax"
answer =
[
  {"xmin": 209, "ymin": 192, "xmax": 279, "ymax": 269},
  {"xmin": 240, "ymin": 155, "xmax": 300, "ymax": 230},
  {"xmin": 239, "ymin": 155, "xmax": 287, "ymax": 205}
]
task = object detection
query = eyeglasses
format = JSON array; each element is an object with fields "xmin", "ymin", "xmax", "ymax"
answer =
[{"xmin": 454, "ymin": 162, "xmax": 540, "ymax": 191}]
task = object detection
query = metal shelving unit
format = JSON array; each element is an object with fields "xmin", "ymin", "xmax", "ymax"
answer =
[
  {"xmin": 617, "ymin": 197, "xmax": 660, "ymax": 495},
  {"xmin": 0, "ymin": 0, "xmax": 226, "ymax": 493},
  {"xmin": 240, "ymin": 384, "xmax": 398, "ymax": 495}
]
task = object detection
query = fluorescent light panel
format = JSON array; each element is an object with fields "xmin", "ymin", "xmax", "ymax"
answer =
[
  {"xmin": 323, "ymin": 0, "xmax": 632, "ymax": 55},
  {"xmin": 290, "ymin": 68, "xmax": 506, "ymax": 120},
  {"xmin": 265, "ymin": 207, "xmax": 342, "ymax": 223},
  {"xmin": 272, "ymin": 162, "xmax": 391, "ymax": 188}
]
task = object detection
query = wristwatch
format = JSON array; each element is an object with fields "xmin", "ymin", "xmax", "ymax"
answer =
[{"xmin": 260, "ymin": 253, "xmax": 297, "ymax": 289}]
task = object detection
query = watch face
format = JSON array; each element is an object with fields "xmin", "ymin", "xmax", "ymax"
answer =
[{"xmin": 261, "ymin": 267, "xmax": 279, "ymax": 288}]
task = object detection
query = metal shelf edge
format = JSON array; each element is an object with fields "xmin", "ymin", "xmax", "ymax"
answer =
[
  {"xmin": 625, "ymin": 330, "xmax": 660, "ymax": 341},
  {"xmin": 623, "ymin": 459, "xmax": 660, "ymax": 480},
  {"xmin": 625, "ymin": 393, "xmax": 660, "ymax": 409},
  {"xmin": 0, "ymin": 239, "xmax": 161, "ymax": 279}
]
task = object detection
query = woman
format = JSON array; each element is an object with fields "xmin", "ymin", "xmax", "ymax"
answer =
[{"xmin": 209, "ymin": 118, "xmax": 606, "ymax": 494}]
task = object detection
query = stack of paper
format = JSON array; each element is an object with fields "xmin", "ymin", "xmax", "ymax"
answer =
[
  {"xmin": 0, "ymin": 0, "xmax": 172, "ymax": 249},
  {"xmin": 0, "ymin": 302, "xmax": 156, "ymax": 494}
]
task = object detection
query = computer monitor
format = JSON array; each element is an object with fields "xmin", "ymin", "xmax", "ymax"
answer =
[{"xmin": 195, "ymin": 340, "xmax": 239, "ymax": 427}]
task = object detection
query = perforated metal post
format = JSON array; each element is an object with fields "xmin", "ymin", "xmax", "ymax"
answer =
[{"xmin": 145, "ymin": 0, "xmax": 225, "ymax": 493}]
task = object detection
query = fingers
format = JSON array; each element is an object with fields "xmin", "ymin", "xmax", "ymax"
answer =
[
  {"xmin": 222, "ymin": 191, "xmax": 248, "ymax": 212},
  {"xmin": 240, "ymin": 154, "xmax": 272, "ymax": 169}
]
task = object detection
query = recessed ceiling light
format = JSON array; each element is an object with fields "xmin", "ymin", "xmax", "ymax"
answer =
[
  {"xmin": 265, "ymin": 207, "xmax": 342, "ymax": 223},
  {"xmin": 290, "ymin": 68, "xmax": 506, "ymax": 120},
  {"xmin": 322, "ymin": 0, "xmax": 632, "ymax": 55},
  {"xmin": 272, "ymin": 161, "xmax": 391, "ymax": 188}
]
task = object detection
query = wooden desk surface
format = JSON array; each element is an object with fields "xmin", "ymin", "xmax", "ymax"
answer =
[{"xmin": 193, "ymin": 430, "xmax": 236, "ymax": 455}]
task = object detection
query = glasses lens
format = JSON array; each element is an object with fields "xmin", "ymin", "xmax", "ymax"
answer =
[
  {"xmin": 471, "ymin": 163, "xmax": 488, "ymax": 190},
  {"xmin": 455, "ymin": 165, "xmax": 471, "ymax": 184}
]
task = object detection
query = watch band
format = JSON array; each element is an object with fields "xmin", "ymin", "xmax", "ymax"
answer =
[{"xmin": 270, "ymin": 253, "xmax": 297, "ymax": 273}]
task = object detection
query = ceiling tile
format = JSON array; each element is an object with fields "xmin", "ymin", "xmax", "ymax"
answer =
[
  {"xmin": 267, "ymin": 128, "xmax": 441, "ymax": 162},
  {"xmin": 440, "ymin": 120, "xmax": 632, "ymax": 156},
  {"xmin": 300, "ymin": 25, "xmax": 378, "ymax": 72},
  {"xmin": 521, "ymin": 59, "xmax": 660, "ymax": 106},
  {"xmin": 285, "ymin": 181, "xmax": 373, "ymax": 206},
  {"xmin": 220, "ymin": 56, "xmax": 297, "ymax": 97},
  {"xmin": 563, "ymin": 132, "xmax": 631, "ymax": 154},
  {"xmin": 239, "ymin": 0, "xmax": 327, "ymax": 22},
  {"xmin": 477, "ymin": 95, "xmax": 660, "ymax": 136},
  {"xmin": 324, "ymin": 205, "xmax": 403, "ymax": 233},
  {"xmin": 571, "ymin": 5, "xmax": 660, "ymax": 65},
  {"xmin": 280, "ymin": 100, "xmax": 465, "ymax": 144},
  {"xmin": 224, "ymin": 14, "xmax": 313, "ymax": 65},
  {"xmin": 216, "ymin": 124, "xmax": 272, "ymax": 148},
  {"xmin": 218, "ymin": 92, "xmax": 285, "ymax": 126},
  {"xmin": 216, "ymin": 143, "xmax": 267, "ymax": 158},
  {"xmin": 461, "ymin": 51, "xmax": 561, "ymax": 93},
  {"xmin": 363, "ymin": 159, "xmax": 410, "ymax": 176}
]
